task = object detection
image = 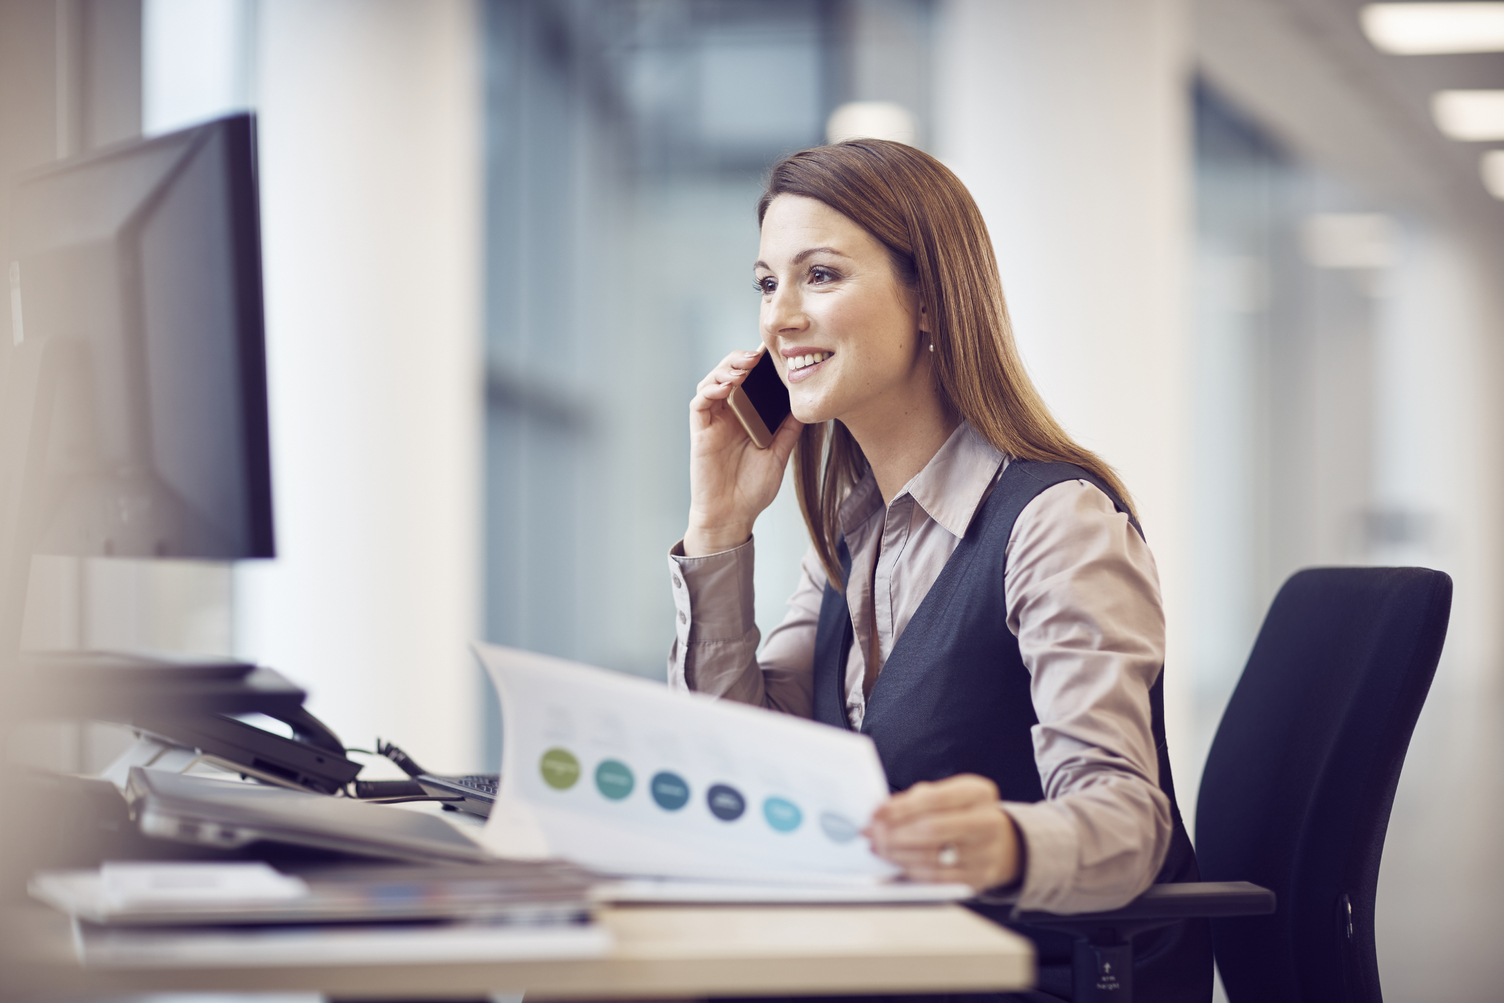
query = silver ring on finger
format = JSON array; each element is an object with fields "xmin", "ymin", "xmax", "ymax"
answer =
[{"xmin": 937, "ymin": 843, "xmax": 960, "ymax": 868}]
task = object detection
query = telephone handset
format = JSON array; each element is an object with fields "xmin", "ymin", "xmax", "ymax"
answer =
[
  {"xmin": 133, "ymin": 706, "xmax": 363, "ymax": 795},
  {"xmin": 49, "ymin": 649, "xmax": 443, "ymax": 801},
  {"xmin": 135, "ymin": 706, "xmax": 444, "ymax": 801}
]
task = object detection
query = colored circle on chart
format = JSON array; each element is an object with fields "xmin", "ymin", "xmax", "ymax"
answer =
[
  {"xmin": 706, "ymin": 783, "xmax": 746, "ymax": 821},
  {"xmin": 650, "ymin": 771, "xmax": 691, "ymax": 811},
  {"xmin": 539, "ymin": 747, "xmax": 581, "ymax": 790},
  {"xmin": 762, "ymin": 797, "xmax": 803, "ymax": 833},
  {"xmin": 819, "ymin": 811, "xmax": 860, "ymax": 844},
  {"xmin": 595, "ymin": 759, "xmax": 635, "ymax": 800}
]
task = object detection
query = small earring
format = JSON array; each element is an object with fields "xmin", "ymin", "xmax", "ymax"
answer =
[{"xmin": 928, "ymin": 339, "xmax": 935, "ymax": 353}]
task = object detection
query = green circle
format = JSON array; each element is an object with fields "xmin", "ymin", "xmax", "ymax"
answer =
[
  {"xmin": 539, "ymin": 747, "xmax": 581, "ymax": 790},
  {"xmin": 595, "ymin": 759, "xmax": 635, "ymax": 800}
]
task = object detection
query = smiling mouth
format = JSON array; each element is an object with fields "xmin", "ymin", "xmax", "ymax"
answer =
[{"xmin": 787, "ymin": 351, "xmax": 832, "ymax": 371}]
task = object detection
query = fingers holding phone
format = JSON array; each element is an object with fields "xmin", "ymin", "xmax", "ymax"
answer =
[
  {"xmin": 685, "ymin": 347, "xmax": 801, "ymax": 556},
  {"xmin": 693, "ymin": 347, "xmax": 797, "ymax": 449},
  {"xmin": 691, "ymin": 349, "xmax": 760, "ymax": 420},
  {"xmin": 725, "ymin": 350, "xmax": 792, "ymax": 448}
]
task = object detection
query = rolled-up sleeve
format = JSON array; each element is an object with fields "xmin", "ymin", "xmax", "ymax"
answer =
[
  {"xmin": 999, "ymin": 481, "xmax": 1173, "ymax": 914},
  {"xmin": 667, "ymin": 538, "xmax": 825, "ymax": 718}
]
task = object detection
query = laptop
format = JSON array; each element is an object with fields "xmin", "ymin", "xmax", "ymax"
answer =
[
  {"xmin": 416, "ymin": 773, "xmax": 498, "ymax": 818},
  {"xmin": 126, "ymin": 767, "xmax": 491, "ymax": 864}
]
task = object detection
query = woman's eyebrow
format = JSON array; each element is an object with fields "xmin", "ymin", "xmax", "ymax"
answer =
[
  {"xmin": 794, "ymin": 246, "xmax": 850, "ymax": 264},
  {"xmin": 752, "ymin": 246, "xmax": 851, "ymax": 271}
]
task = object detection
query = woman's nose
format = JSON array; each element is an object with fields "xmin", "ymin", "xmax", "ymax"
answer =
[{"xmin": 763, "ymin": 287, "xmax": 808, "ymax": 334}]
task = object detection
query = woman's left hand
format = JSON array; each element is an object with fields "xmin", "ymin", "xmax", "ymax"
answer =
[{"xmin": 865, "ymin": 774, "xmax": 1023, "ymax": 891}]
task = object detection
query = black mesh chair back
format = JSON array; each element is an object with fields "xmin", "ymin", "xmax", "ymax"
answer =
[{"xmin": 1195, "ymin": 567, "xmax": 1451, "ymax": 1002}]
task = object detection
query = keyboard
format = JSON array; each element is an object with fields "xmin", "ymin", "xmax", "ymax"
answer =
[{"xmin": 416, "ymin": 773, "xmax": 500, "ymax": 818}]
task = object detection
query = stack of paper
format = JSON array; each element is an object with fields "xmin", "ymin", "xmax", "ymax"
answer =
[{"xmin": 31, "ymin": 860, "xmax": 612, "ymax": 968}]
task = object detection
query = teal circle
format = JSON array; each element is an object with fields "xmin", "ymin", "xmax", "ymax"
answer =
[
  {"xmin": 650, "ymin": 771, "xmax": 690, "ymax": 810},
  {"xmin": 594, "ymin": 759, "xmax": 634, "ymax": 800},
  {"xmin": 763, "ymin": 797, "xmax": 802, "ymax": 833}
]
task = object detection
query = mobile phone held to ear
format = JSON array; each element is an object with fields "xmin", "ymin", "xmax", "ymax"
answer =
[{"xmin": 726, "ymin": 351, "xmax": 792, "ymax": 449}]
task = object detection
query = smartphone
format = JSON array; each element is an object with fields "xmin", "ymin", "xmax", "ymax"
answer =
[{"xmin": 726, "ymin": 350, "xmax": 792, "ymax": 449}]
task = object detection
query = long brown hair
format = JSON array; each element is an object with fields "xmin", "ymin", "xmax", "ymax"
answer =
[{"xmin": 758, "ymin": 140, "xmax": 1133, "ymax": 591}]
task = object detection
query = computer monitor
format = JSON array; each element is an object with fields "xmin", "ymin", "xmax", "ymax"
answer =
[{"xmin": 5, "ymin": 112, "xmax": 275, "ymax": 565}]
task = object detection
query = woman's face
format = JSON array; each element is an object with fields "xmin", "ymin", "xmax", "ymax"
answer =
[{"xmin": 755, "ymin": 194, "xmax": 930, "ymax": 429}]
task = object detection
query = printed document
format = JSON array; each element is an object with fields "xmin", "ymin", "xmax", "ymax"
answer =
[{"xmin": 474, "ymin": 643, "xmax": 903, "ymax": 885}]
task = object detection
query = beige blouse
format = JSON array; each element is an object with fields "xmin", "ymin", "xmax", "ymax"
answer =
[{"xmin": 667, "ymin": 422, "xmax": 1172, "ymax": 913}]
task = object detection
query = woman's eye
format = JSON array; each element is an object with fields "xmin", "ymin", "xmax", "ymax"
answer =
[
  {"xmin": 754, "ymin": 276, "xmax": 776, "ymax": 295},
  {"xmin": 808, "ymin": 266, "xmax": 838, "ymax": 285}
]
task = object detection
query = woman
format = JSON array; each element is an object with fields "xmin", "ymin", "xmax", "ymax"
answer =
[{"xmin": 667, "ymin": 141, "xmax": 1208, "ymax": 1001}]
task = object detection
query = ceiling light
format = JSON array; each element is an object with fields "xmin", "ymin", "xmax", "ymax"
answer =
[
  {"xmin": 826, "ymin": 102, "xmax": 917, "ymax": 147},
  {"xmin": 1433, "ymin": 90, "xmax": 1504, "ymax": 139},
  {"xmin": 1483, "ymin": 150, "xmax": 1504, "ymax": 199},
  {"xmin": 1362, "ymin": 3, "xmax": 1504, "ymax": 54},
  {"xmin": 1300, "ymin": 214, "xmax": 1400, "ymax": 269}
]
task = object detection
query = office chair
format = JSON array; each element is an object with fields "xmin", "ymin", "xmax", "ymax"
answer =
[{"xmin": 1015, "ymin": 566, "xmax": 1452, "ymax": 1003}]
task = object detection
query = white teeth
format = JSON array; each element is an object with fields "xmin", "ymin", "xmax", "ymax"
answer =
[{"xmin": 789, "ymin": 352, "xmax": 829, "ymax": 370}]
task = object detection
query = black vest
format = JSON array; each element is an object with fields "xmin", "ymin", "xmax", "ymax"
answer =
[{"xmin": 813, "ymin": 459, "xmax": 1211, "ymax": 1002}]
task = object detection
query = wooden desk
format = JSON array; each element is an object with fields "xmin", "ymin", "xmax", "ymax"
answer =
[{"xmin": 7, "ymin": 902, "xmax": 1035, "ymax": 1000}]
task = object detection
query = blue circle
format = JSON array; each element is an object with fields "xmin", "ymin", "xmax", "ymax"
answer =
[
  {"xmin": 706, "ymin": 783, "xmax": 746, "ymax": 821},
  {"xmin": 650, "ymin": 771, "xmax": 690, "ymax": 811},
  {"xmin": 594, "ymin": 759, "xmax": 634, "ymax": 800},
  {"xmin": 763, "ymin": 797, "xmax": 802, "ymax": 833}
]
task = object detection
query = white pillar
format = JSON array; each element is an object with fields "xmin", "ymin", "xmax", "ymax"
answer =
[
  {"xmin": 234, "ymin": 0, "xmax": 483, "ymax": 772},
  {"xmin": 934, "ymin": 0, "xmax": 1197, "ymax": 795}
]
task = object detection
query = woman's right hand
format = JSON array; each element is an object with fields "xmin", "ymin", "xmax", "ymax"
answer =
[{"xmin": 684, "ymin": 347, "xmax": 802, "ymax": 556}]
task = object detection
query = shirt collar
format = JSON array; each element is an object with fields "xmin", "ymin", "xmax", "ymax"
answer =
[
  {"xmin": 837, "ymin": 466, "xmax": 883, "ymax": 539},
  {"xmin": 836, "ymin": 421, "xmax": 1007, "ymax": 541},
  {"xmin": 903, "ymin": 421, "xmax": 1006, "ymax": 538}
]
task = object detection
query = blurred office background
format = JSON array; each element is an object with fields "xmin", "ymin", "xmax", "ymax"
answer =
[{"xmin": 4, "ymin": 0, "xmax": 1504, "ymax": 999}]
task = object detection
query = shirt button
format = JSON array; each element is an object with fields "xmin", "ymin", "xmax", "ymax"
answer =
[
  {"xmin": 678, "ymin": 611, "xmax": 687, "ymax": 624},
  {"xmin": 673, "ymin": 574, "xmax": 683, "ymax": 588}
]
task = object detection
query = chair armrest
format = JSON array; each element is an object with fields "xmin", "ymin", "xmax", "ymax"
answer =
[
  {"xmin": 1008, "ymin": 882, "xmax": 1274, "ymax": 1003},
  {"xmin": 1013, "ymin": 880, "xmax": 1274, "ymax": 931}
]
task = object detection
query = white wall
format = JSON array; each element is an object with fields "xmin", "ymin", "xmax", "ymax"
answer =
[
  {"xmin": 1372, "ymin": 227, "xmax": 1504, "ymax": 693},
  {"xmin": 933, "ymin": 0, "xmax": 1197, "ymax": 790},
  {"xmin": 233, "ymin": 0, "xmax": 484, "ymax": 772},
  {"xmin": 143, "ymin": 0, "xmax": 254, "ymax": 135}
]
